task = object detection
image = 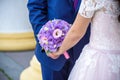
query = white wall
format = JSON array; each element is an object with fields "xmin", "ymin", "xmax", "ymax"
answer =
[{"xmin": 0, "ymin": 0, "xmax": 33, "ymax": 33}]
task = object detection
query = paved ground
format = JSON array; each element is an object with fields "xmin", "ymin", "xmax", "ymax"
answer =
[{"xmin": 0, "ymin": 51, "xmax": 34, "ymax": 80}]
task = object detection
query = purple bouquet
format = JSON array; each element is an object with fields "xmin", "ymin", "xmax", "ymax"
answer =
[{"xmin": 37, "ymin": 19, "xmax": 71, "ymax": 59}]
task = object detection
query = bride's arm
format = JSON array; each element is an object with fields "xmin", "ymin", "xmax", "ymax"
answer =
[
  {"xmin": 59, "ymin": 14, "xmax": 91, "ymax": 53},
  {"xmin": 48, "ymin": 13, "xmax": 91, "ymax": 59}
]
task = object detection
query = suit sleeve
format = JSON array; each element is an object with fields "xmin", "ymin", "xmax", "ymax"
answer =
[{"xmin": 27, "ymin": 0, "xmax": 48, "ymax": 36}]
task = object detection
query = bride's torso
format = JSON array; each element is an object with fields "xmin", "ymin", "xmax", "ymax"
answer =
[{"xmin": 89, "ymin": 0, "xmax": 120, "ymax": 50}]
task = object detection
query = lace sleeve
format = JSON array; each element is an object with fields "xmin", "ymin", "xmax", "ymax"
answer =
[{"xmin": 79, "ymin": 0, "xmax": 104, "ymax": 18}]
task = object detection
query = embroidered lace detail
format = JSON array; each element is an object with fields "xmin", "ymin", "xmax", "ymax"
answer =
[
  {"xmin": 68, "ymin": 45, "xmax": 120, "ymax": 80},
  {"xmin": 78, "ymin": 0, "xmax": 120, "ymax": 50},
  {"xmin": 108, "ymin": 54, "xmax": 120, "ymax": 73},
  {"xmin": 79, "ymin": 0, "xmax": 119, "ymax": 18},
  {"xmin": 68, "ymin": 1, "xmax": 120, "ymax": 80}
]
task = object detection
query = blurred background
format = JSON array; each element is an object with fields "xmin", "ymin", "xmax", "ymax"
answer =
[{"xmin": 0, "ymin": 0, "xmax": 42, "ymax": 80}]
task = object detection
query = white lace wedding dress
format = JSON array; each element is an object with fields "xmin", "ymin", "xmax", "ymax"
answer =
[{"xmin": 68, "ymin": 0, "xmax": 120, "ymax": 80}]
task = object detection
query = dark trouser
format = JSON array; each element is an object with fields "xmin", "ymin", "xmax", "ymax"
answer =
[{"xmin": 41, "ymin": 58, "xmax": 74, "ymax": 80}]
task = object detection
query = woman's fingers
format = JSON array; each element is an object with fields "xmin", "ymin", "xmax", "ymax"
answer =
[{"xmin": 47, "ymin": 53, "xmax": 59, "ymax": 59}]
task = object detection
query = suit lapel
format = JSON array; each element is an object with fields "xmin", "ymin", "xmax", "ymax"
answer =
[
  {"xmin": 69, "ymin": 0, "xmax": 81, "ymax": 12},
  {"xmin": 75, "ymin": 0, "xmax": 81, "ymax": 12}
]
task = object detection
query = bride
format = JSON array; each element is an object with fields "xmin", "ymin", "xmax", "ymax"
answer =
[{"xmin": 48, "ymin": 0, "xmax": 120, "ymax": 80}]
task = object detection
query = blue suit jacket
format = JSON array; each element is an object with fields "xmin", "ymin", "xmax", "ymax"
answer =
[{"xmin": 27, "ymin": 0, "xmax": 90, "ymax": 71}]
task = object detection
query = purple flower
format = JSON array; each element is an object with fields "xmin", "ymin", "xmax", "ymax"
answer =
[
  {"xmin": 37, "ymin": 19, "xmax": 71, "ymax": 53},
  {"xmin": 53, "ymin": 29, "xmax": 63, "ymax": 39}
]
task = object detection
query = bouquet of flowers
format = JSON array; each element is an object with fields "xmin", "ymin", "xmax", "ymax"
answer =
[{"xmin": 37, "ymin": 19, "xmax": 71, "ymax": 59}]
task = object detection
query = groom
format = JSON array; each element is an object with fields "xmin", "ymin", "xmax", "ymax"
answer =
[{"xmin": 27, "ymin": 0, "xmax": 90, "ymax": 80}]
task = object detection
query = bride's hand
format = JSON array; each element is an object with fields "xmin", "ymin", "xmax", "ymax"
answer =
[{"xmin": 46, "ymin": 51, "xmax": 62, "ymax": 59}]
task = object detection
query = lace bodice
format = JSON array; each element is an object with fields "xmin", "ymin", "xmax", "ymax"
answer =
[{"xmin": 79, "ymin": 0, "xmax": 120, "ymax": 50}]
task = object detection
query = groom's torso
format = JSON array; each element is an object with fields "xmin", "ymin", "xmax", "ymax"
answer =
[
  {"xmin": 35, "ymin": 0, "xmax": 82, "ymax": 71},
  {"xmin": 47, "ymin": 0, "xmax": 78, "ymax": 24}
]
